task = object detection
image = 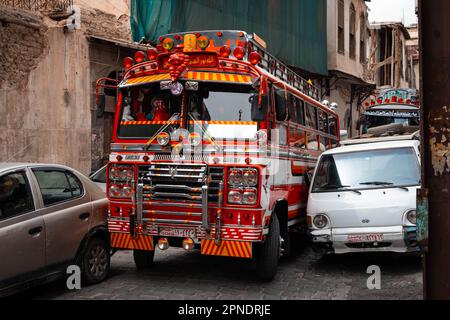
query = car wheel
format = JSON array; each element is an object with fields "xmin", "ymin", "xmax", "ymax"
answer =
[
  {"xmin": 256, "ymin": 214, "xmax": 280, "ymax": 281},
  {"xmin": 82, "ymin": 237, "xmax": 110, "ymax": 284},
  {"xmin": 133, "ymin": 250, "xmax": 155, "ymax": 269}
]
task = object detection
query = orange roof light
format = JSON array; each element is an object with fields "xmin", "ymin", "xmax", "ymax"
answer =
[
  {"xmin": 197, "ymin": 36, "xmax": 210, "ymax": 50},
  {"xmin": 233, "ymin": 46, "xmax": 245, "ymax": 60},
  {"xmin": 162, "ymin": 37, "xmax": 175, "ymax": 51},
  {"xmin": 219, "ymin": 45, "xmax": 231, "ymax": 58},
  {"xmin": 249, "ymin": 51, "xmax": 261, "ymax": 65},
  {"xmin": 147, "ymin": 49, "xmax": 158, "ymax": 60},
  {"xmin": 134, "ymin": 51, "xmax": 146, "ymax": 63},
  {"xmin": 123, "ymin": 57, "xmax": 134, "ymax": 69}
]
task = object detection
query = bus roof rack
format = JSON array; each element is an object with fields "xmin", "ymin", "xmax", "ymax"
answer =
[
  {"xmin": 341, "ymin": 124, "xmax": 420, "ymax": 146},
  {"xmin": 248, "ymin": 35, "xmax": 320, "ymax": 101}
]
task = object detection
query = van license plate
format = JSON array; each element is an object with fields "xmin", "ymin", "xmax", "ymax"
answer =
[
  {"xmin": 347, "ymin": 234, "xmax": 384, "ymax": 243},
  {"xmin": 159, "ymin": 227, "xmax": 196, "ymax": 238}
]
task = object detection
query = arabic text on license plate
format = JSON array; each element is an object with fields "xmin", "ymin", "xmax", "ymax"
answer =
[
  {"xmin": 159, "ymin": 227, "xmax": 196, "ymax": 238},
  {"xmin": 347, "ymin": 234, "xmax": 384, "ymax": 243}
]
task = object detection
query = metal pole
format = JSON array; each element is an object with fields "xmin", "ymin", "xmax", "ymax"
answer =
[{"xmin": 419, "ymin": 0, "xmax": 450, "ymax": 300}]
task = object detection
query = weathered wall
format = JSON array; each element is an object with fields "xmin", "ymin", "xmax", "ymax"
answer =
[{"xmin": 0, "ymin": 6, "xmax": 91, "ymax": 174}]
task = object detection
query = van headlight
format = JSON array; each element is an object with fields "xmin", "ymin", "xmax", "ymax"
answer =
[
  {"xmin": 313, "ymin": 214, "xmax": 329, "ymax": 229},
  {"xmin": 406, "ymin": 210, "xmax": 417, "ymax": 224}
]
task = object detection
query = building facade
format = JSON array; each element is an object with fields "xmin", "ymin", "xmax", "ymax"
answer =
[
  {"xmin": 0, "ymin": 0, "xmax": 142, "ymax": 174},
  {"xmin": 323, "ymin": 0, "xmax": 374, "ymax": 138}
]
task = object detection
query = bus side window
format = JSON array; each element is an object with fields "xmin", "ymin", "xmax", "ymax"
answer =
[
  {"xmin": 319, "ymin": 111, "xmax": 329, "ymax": 149},
  {"xmin": 296, "ymin": 99, "xmax": 305, "ymax": 125},
  {"xmin": 305, "ymin": 104, "xmax": 318, "ymax": 129},
  {"xmin": 288, "ymin": 94, "xmax": 297, "ymax": 122},
  {"xmin": 275, "ymin": 90, "xmax": 288, "ymax": 121}
]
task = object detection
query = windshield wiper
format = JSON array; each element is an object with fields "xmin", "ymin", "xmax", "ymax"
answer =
[
  {"xmin": 319, "ymin": 183, "xmax": 362, "ymax": 195},
  {"xmin": 359, "ymin": 181, "xmax": 409, "ymax": 192}
]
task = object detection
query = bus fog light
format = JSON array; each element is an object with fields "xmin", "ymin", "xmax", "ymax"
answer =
[
  {"xmin": 242, "ymin": 188, "xmax": 257, "ymax": 205},
  {"xmin": 158, "ymin": 238, "xmax": 169, "ymax": 250},
  {"xmin": 228, "ymin": 189, "xmax": 243, "ymax": 204},
  {"xmin": 182, "ymin": 238, "xmax": 194, "ymax": 251},
  {"xmin": 157, "ymin": 132, "xmax": 170, "ymax": 146}
]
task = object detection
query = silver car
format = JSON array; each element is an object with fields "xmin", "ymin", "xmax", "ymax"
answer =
[{"xmin": 0, "ymin": 163, "xmax": 110, "ymax": 297}]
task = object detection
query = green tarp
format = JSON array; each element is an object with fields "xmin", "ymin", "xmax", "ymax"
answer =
[{"xmin": 130, "ymin": 0, "xmax": 328, "ymax": 76}]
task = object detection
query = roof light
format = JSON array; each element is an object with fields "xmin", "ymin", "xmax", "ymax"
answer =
[
  {"xmin": 219, "ymin": 45, "xmax": 231, "ymax": 58},
  {"xmin": 377, "ymin": 98, "xmax": 382, "ymax": 104},
  {"xmin": 123, "ymin": 57, "xmax": 134, "ymax": 69},
  {"xmin": 217, "ymin": 31, "xmax": 223, "ymax": 37},
  {"xmin": 159, "ymin": 36, "xmax": 164, "ymax": 42},
  {"xmin": 391, "ymin": 96, "xmax": 397, "ymax": 103},
  {"xmin": 249, "ymin": 51, "xmax": 261, "ymax": 65},
  {"xmin": 147, "ymin": 49, "xmax": 158, "ymax": 60},
  {"xmin": 162, "ymin": 37, "xmax": 175, "ymax": 51},
  {"xmin": 406, "ymin": 99, "xmax": 411, "ymax": 104},
  {"xmin": 233, "ymin": 46, "xmax": 245, "ymax": 60},
  {"xmin": 384, "ymin": 98, "xmax": 390, "ymax": 104},
  {"xmin": 134, "ymin": 51, "xmax": 146, "ymax": 63},
  {"xmin": 399, "ymin": 98, "xmax": 404, "ymax": 103},
  {"xmin": 197, "ymin": 36, "xmax": 210, "ymax": 50}
]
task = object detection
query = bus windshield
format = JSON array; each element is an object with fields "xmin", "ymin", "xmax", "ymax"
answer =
[
  {"xmin": 362, "ymin": 114, "xmax": 419, "ymax": 133},
  {"xmin": 116, "ymin": 82, "xmax": 260, "ymax": 141}
]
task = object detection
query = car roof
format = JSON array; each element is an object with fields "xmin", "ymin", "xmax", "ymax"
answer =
[
  {"xmin": 0, "ymin": 163, "xmax": 76, "ymax": 173},
  {"xmin": 322, "ymin": 140, "xmax": 419, "ymax": 156}
]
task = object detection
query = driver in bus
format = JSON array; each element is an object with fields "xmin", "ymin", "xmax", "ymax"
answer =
[{"xmin": 146, "ymin": 96, "xmax": 170, "ymax": 121}]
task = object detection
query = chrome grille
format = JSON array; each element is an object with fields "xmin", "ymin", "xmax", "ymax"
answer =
[{"xmin": 139, "ymin": 163, "xmax": 223, "ymax": 203}]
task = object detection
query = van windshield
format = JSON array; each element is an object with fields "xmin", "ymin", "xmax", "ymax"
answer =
[{"xmin": 312, "ymin": 147, "xmax": 420, "ymax": 193}]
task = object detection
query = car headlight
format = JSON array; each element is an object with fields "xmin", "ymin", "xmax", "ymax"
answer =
[
  {"xmin": 242, "ymin": 188, "xmax": 257, "ymax": 205},
  {"xmin": 242, "ymin": 169, "xmax": 258, "ymax": 186},
  {"xmin": 313, "ymin": 214, "xmax": 329, "ymax": 229},
  {"xmin": 406, "ymin": 210, "xmax": 417, "ymax": 224},
  {"xmin": 228, "ymin": 169, "xmax": 243, "ymax": 185},
  {"xmin": 228, "ymin": 189, "xmax": 243, "ymax": 204}
]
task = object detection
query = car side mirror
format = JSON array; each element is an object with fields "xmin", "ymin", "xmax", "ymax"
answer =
[{"xmin": 251, "ymin": 94, "xmax": 267, "ymax": 122}]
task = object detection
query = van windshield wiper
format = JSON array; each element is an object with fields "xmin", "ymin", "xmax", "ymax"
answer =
[
  {"xmin": 319, "ymin": 183, "xmax": 362, "ymax": 195},
  {"xmin": 359, "ymin": 181, "xmax": 409, "ymax": 192}
]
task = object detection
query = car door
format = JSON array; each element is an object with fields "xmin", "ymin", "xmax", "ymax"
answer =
[
  {"xmin": 0, "ymin": 168, "xmax": 45, "ymax": 284},
  {"xmin": 31, "ymin": 167, "xmax": 91, "ymax": 268}
]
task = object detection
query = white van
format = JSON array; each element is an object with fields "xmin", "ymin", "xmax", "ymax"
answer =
[{"xmin": 307, "ymin": 134, "xmax": 421, "ymax": 254}]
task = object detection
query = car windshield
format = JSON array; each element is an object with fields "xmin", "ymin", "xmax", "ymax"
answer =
[
  {"xmin": 90, "ymin": 166, "xmax": 106, "ymax": 183},
  {"xmin": 312, "ymin": 147, "xmax": 420, "ymax": 192}
]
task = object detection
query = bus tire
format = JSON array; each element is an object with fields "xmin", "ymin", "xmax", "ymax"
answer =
[
  {"xmin": 133, "ymin": 249, "xmax": 155, "ymax": 269},
  {"xmin": 256, "ymin": 214, "xmax": 280, "ymax": 281}
]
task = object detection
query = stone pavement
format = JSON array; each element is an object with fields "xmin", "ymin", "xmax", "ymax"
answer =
[{"xmin": 12, "ymin": 239, "xmax": 423, "ymax": 300}]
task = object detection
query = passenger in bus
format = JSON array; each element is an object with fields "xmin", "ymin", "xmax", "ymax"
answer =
[
  {"xmin": 121, "ymin": 97, "xmax": 135, "ymax": 121},
  {"xmin": 189, "ymin": 92, "xmax": 211, "ymax": 121}
]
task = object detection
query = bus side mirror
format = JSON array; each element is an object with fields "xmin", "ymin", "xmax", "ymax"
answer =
[{"xmin": 251, "ymin": 94, "xmax": 267, "ymax": 122}]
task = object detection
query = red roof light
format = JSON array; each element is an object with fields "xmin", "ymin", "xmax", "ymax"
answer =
[
  {"xmin": 123, "ymin": 57, "xmax": 134, "ymax": 69},
  {"xmin": 233, "ymin": 46, "xmax": 246, "ymax": 60},
  {"xmin": 134, "ymin": 51, "xmax": 146, "ymax": 63}
]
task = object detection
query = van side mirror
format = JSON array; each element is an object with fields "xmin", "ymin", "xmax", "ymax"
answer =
[
  {"xmin": 250, "ymin": 94, "xmax": 267, "ymax": 122},
  {"xmin": 304, "ymin": 170, "xmax": 313, "ymax": 187}
]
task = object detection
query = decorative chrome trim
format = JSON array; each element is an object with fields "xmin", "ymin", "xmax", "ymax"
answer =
[{"xmin": 136, "ymin": 183, "xmax": 143, "ymax": 225}]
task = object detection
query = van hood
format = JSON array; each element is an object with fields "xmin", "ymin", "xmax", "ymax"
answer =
[{"xmin": 307, "ymin": 187, "xmax": 419, "ymax": 228}]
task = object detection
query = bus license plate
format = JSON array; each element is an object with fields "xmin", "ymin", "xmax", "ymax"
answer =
[
  {"xmin": 159, "ymin": 227, "xmax": 196, "ymax": 238},
  {"xmin": 347, "ymin": 234, "xmax": 384, "ymax": 243}
]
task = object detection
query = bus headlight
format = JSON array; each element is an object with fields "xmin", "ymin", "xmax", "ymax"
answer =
[
  {"xmin": 406, "ymin": 210, "xmax": 417, "ymax": 224},
  {"xmin": 228, "ymin": 169, "xmax": 243, "ymax": 185},
  {"xmin": 157, "ymin": 132, "xmax": 170, "ymax": 146},
  {"xmin": 242, "ymin": 169, "xmax": 258, "ymax": 186},
  {"xmin": 109, "ymin": 184, "xmax": 122, "ymax": 198},
  {"xmin": 109, "ymin": 165, "xmax": 134, "ymax": 181},
  {"xmin": 313, "ymin": 214, "xmax": 329, "ymax": 229},
  {"xmin": 189, "ymin": 132, "xmax": 202, "ymax": 146},
  {"xmin": 109, "ymin": 183, "xmax": 133, "ymax": 198}
]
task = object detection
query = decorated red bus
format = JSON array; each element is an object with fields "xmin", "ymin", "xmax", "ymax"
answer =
[{"xmin": 99, "ymin": 31, "xmax": 339, "ymax": 280}]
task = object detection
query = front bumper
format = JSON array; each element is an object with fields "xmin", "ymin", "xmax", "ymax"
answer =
[{"xmin": 310, "ymin": 226, "xmax": 418, "ymax": 254}]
